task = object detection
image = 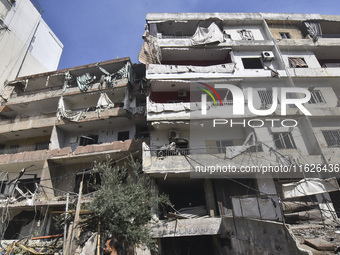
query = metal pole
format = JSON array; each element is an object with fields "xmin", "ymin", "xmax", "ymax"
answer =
[{"xmin": 63, "ymin": 193, "xmax": 69, "ymax": 255}]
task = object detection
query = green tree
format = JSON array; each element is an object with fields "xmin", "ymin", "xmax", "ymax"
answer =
[{"xmin": 88, "ymin": 155, "xmax": 170, "ymax": 253}]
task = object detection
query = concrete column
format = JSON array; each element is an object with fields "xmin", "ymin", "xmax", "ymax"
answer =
[
  {"xmin": 40, "ymin": 159, "xmax": 54, "ymax": 199},
  {"xmin": 204, "ymin": 178, "xmax": 217, "ymax": 217}
]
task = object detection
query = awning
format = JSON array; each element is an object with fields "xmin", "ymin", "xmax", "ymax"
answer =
[{"xmin": 282, "ymin": 178, "xmax": 339, "ymax": 199}]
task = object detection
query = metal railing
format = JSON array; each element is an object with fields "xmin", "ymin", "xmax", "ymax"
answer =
[
  {"xmin": 146, "ymin": 145, "xmax": 263, "ymax": 157},
  {"xmin": 0, "ymin": 142, "xmax": 49, "ymax": 155}
]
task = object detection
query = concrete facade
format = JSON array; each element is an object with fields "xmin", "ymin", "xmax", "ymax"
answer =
[
  {"xmin": 0, "ymin": 0, "xmax": 63, "ymax": 92},
  {"xmin": 1, "ymin": 11, "xmax": 340, "ymax": 255},
  {"xmin": 140, "ymin": 12, "xmax": 340, "ymax": 255}
]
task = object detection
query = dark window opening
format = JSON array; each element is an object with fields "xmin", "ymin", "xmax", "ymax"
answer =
[
  {"xmin": 118, "ymin": 131, "xmax": 129, "ymax": 141},
  {"xmin": 309, "ymin": 90, "xmax": 325, "ymax": 104},
  {"xmin": 74, "ymin": 172, "xmax": 101, "ymax": 194},
  {"xmin": 157, "ymin": 179, "xmax": 206, "ymax": 219},
  {"xmin": 322, "ymin": 130, "xmax": 340, "ymax": 147},
  {"xmin": 242, "ymin": 58, "xmax": 263, "ymax": 69},
  {"xmin": 214, "ymin": 179, "xmax": 257, "ymax": 216},
  {"xmin": 150, "ymin": 91, "xmax": 191, "ymax": 103},
  {"xmin": 279, "ymin": 32, "xmax": 291, "ymax": 39},
  {"xmin": 161, "ymin": 236, "xmax": 214, "ymax": 255},
  {"xmin": 9, "ymin": 145, "xmax": 19, "ymax": 154},
  {"xmin": 216, "ymin": 140, "xmax": 233, "ymax": 153},
  {"xmin": 16, "ymin": 178, "xmax": 40, "ymax": 196},
  {"xmin": 35, "ymin": 142, "xmax": 49, "ymax": 151},
  {"xmin": 273, "ymin": 132, "xmax": 296, "ymax": 149},
  {"xmin": 0, "ymin": 144, "xmax": 5, "ymax": 154},
  {"xmin": 79, "ymin": 135, "xmax": 98, "ymax": 146},
  {"xmin": 4, "ymin": 210, "xmax": 41, "ymax": 240},
  {"xmin": 136, "ymin": 126, "xmax": 149, "ymax": 139}
]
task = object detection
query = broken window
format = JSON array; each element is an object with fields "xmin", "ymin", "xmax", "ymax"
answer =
[
  {"xmin": 289, "ymin": 57, "xmax": 308, "ymax": 68},
  {"xmin": 273, "ymin": 132, "xmax": 296, "ymax": 149},
  {"xmin": 258, "ymin": 90, "xmax": 275, "ymax": 108},
  {"xmin": 79, "ymin": 135, "xmax": 98, "ymax": 146},
  {"xmin": 238, "ymin": 29, "xmax": 254, "ymax": 40},
  {"xmin": 279, "ymin": 32, "xmax": 291, "ymax": 39},
  {"xmin": 308, "ymin": 90, "xmax": 325, "ymax": 104},
  {"xmin": 242, "ymin": 58, "xmax": 263, "ymax": 69},
  {"xmin": 118, "ymin": 131, "xmax": 129, "ymax": 141},
  {"xmin": 322, "ymin": 130, "xmax": 340, "ymax": 147}
]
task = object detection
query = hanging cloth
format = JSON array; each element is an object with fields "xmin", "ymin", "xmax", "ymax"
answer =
[
  {"xmin": 76, "ymin": 73, "xmax": 96, "ymax": 92},
  {"xmin": 57, "ymin": 97, "xmax": 87, "ymax": 122},
  {"xmin": 191, "ymin": 22, "xmax": 224, "ymax": 45},
  {"xmin": 304, "ymin": 21, "xmax": 322, "ymax": 42}
]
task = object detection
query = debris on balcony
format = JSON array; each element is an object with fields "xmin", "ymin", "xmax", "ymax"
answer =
[
  {"xmin": 57, "ymin": 96, "xmax": 88, "ymax": 122},
  {"xmin": 166, "ymin": 205, "xmax": 208, "ymax": 219},
  {"xmin": 76, "ymin": 73, "xmax": 96, "ymax": 92},
  {"xmin": 147, "ymin": 63, "xmax": 235, "ymax": 74},
  {"xmin": 96, "ymin": 62, "xmax": 132, "ymax": 87},
  {"xmin": 282, "ymin": 178, "xmax": 340, "ymax": 199}
]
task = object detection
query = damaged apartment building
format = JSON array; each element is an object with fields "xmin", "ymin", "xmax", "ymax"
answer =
[
  {"xmin": 140, "ymin": 13, "xmax": 340, "ymax": 254},
  {"xmin": 0, "ymin": 57, "xmax": 148, "ymax": 252},
  {"xmin": 2, "ymin": 10, "xmax": 340, "ymax": 255}
]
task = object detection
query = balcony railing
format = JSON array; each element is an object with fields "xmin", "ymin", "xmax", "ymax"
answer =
[
  {"xmin": 146, "ymin": 145, "xmax": 263, "ymax": 157},
  {"xmin": 0, "ymin": 142, "xmax": 49, "ymax": 155}
]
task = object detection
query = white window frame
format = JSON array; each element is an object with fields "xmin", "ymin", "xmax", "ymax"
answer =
[{"xmin": 273, "ymin": 132, "xmax": 296, "ymax": 149}]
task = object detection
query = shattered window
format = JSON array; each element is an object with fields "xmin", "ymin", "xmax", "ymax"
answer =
[
  {"xmin": 238, "ymin": 29, "xmax": 254, "ymax": 40},
  {"xmin": 322, "ymin": 130, "xmax": 340, "ymax": 147},
  {"xmin": 273, "ymin": 132, "xmax": 296, "ymax": 149}
]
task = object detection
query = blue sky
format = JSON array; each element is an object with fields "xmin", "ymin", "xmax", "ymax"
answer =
[{"xmin": 38, "ymin": 0, "xmax": 340, "ymax": 70}]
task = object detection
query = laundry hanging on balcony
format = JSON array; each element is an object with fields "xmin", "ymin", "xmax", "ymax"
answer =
[
  {"xmin": 304, "ymin": 21, "xmax": 322, "ymax": 42},
  {"xmin": 191, "ymin": 22, "xmax": 224, "ymax": 45},
  {"xmin": 76, "ymin": 73, "xmax": 96, "ymax": 92},
  {"xmin": 57, "ymin": 96, "xmax": 87, "ymax": 122}
]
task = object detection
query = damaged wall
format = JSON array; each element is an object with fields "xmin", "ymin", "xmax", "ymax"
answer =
[{"xmin": 221, "ymin": 217, "xmax": 310, "ymax": 255}]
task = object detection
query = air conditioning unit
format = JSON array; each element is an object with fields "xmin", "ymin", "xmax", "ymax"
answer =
[
  {"xmin": 178, "ymin": 90, "xmax": 187, "ymax": 97},
  {"xmin": 169, "ymin": 130, "xmax": 180, "ymax": 139},
  {"xmin": 261, "ymin": 51, "xmax": 275, "ymax": 61}
]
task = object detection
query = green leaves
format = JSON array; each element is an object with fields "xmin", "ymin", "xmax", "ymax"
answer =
[{"xmin": 88, "ymin": 155, "xmax": 170, "ymax": 251}]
